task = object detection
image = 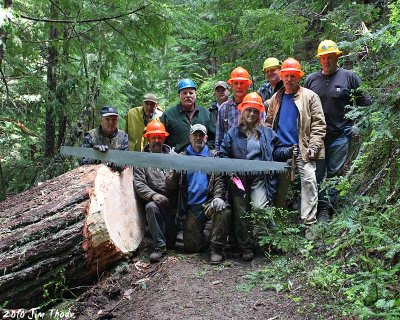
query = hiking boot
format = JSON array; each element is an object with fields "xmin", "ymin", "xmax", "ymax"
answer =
[
  {"xmin": 242, "ymin": 249, "xmax": 255, "ymax": 262},
  {"xmin": 318, "ymin": 209, "xmax": 331, "ymax": 223},
  {"xmin": 210, "ymin": 249, "xmax": 223, "ymax": 265},
  {"xmin": 303, "ymin": 225, "xmax": 316, "ymax": 241},
  {"xmin": 149, "ymin": 246, "xmax": 166, "ymax": 263}
]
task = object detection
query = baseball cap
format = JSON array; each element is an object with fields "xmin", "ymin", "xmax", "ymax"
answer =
[
  {"xmin": 100, "ymin": 106, "xmax": 118, "ymax": 117},
  {"xmin": 143, "ymin": 93, "xmax": 158, "ymax": 104},
  {"xmin": 214, "ymin": 81, "xmax": 229, "ymax": 90},
  {"xmin": 190, "ymin": 124, "xmax": 207, "ymax": 135}
]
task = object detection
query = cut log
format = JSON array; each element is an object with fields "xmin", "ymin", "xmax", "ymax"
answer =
[{"xmin": 0, "ymin": 165, "xmax": 144, "ymax": 308}]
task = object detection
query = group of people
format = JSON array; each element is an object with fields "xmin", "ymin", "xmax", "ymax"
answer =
[{"xmin": 80, "ymin": 39, "xmax": 371, "ymax": 264}]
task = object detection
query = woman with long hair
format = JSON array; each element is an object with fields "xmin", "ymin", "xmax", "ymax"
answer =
[{"xmin": 219, "ymin": 92, "xmax": 291, "ymax": 261}]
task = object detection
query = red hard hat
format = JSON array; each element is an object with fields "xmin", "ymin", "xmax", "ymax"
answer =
[
  {"xmin": 143, "ymin": 119, "xmax": 169, "ymax": 138},
  {"xmin": 238, "ymin": 92, "xmax": 265, "ymax": 113},
  {"xmin": 279, "ymin": 58, "xmax": 305, "ymax": 77},
  {"xmin": 227, "ymin": 67, "xmax": 253, "ymax": 85}
]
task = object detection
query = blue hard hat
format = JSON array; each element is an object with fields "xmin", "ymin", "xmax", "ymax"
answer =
[{"xmin": 177, "ymin": 79, "xmax": 197, "ymax": 93}]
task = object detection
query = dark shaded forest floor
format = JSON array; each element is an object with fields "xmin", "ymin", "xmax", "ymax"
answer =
[{"xmin": 70, "ymin": 238, "xmax": 343, "ymax": 320}]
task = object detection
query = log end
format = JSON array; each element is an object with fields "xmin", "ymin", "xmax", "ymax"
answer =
[{"xmin": 83, "ymin": 166, "xmax": 144, "ymax": 269}]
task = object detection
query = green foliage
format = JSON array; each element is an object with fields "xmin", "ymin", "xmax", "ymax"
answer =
[
  {"xmin": 1, "ymin": 0, "xmax": 400, "ymax": 318},
  {"xmin": 42, "ymin": 271, "xmax": 67, "ymax": 307},
  {"xmin": 238, "ymin": 255, "xmax": 307, "ymax": 294},
  {"xmin": 242, "ymin": 201, "xmax": 400, "ymax": 317},
  {"xmin": 247, "ymin": 206, "xmax": 305, "ymax": 253}
]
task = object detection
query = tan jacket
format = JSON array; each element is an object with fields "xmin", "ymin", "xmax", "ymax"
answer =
[{"xmin": 266, "ymin": 86, "xmax": 326, "ymax": 161}]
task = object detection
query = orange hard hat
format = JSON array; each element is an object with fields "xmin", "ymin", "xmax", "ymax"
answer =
[
  {"xmin": 238, "ymin": 92, "xmax": 265, "ymax": 113},
  {"xmin": 143, "ymin": 119, "xmax": 169, "ymax": 138},
  {"xmin": 279, "ymin": 58, "xmax": 305, "ymax": 78},
  {"xmin": 227, "ymin": 67, "xmax": 253, "ymax": 85}
]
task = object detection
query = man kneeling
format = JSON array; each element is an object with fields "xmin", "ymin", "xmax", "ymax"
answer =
[
  {"xmin": 133, "ymin": 120, "xmax": 177, "ymax": 263},
  {"xmin": 173, "ymin": 124, "xmax": 231, "ymax": 264}
]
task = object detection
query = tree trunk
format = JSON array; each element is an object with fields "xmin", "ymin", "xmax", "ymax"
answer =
[
  {"xmin": 0, "ymin": 0, "xmax": 12, "ymax": 63},
  {"xmin": 0, "ymin": 158, "xmax": 5, "ymax": 201},
  {"xmin": 56, "ymin": 26, "xmax": 72, "ymax": 151},
  {"xmin": 0, "ymin": 0, "xmax": 13, "ymax": 98},
  {"xmin": 0, "ymin": 165, "xmax": 144, "ymax": 308},
  {"xmin": 0, "ymin": 0, "xmax": 13, "ymax": 200},
  {"xmin": 44, "ymin": 1, "xmax": 58, "ymax": 157}
]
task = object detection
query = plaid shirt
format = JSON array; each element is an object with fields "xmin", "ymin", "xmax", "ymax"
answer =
[
  {"xmin": 257, "ymin": 80, "xmax": 284, "ymax": 102},
  {"xmin": 215, "ymin": 99, "xmax": 239, "ymax": 151},
  {"xmin": 257, "ymin": 82, "xmax": 274, "ymax": 102},
  {"xmin": 215, "ymin": 98, "xmax": 266, "ymax": 151}
]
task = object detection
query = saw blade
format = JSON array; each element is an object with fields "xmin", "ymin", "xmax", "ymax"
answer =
[{"xmin": 60, "ymin": 146, "xmax": 288, "ymax": 174}]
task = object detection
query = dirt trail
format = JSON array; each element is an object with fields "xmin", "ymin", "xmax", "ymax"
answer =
[{"xmin": 71, "ymin": 241, "xmax": 338, "ymax": 320}]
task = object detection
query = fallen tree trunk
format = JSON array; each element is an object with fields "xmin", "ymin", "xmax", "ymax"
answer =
[{"xmin": 0, "ymin": 165, "xmax": 144, "ymax": 308}]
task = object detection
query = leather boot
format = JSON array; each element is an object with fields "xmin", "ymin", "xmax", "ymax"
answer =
[
  {"xmin": 210, "ymin": 244, "xmax": 223, "ymax": 265},
  {"xmin": 149, "ymin": 246, "xmax": 166, "ymax": 263},
  {"xmin": 242, "ymin": 249, "xmax": 255, "ymax": 262}
]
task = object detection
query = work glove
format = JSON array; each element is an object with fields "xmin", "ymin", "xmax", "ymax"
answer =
[
  {"xmin": 93, "ymin": 145, "xmax": 109, "ymax": 152},
  {"xmin": 210, "ymin": 197, "xmax": 226, "ymax": 211},
  {"xmin": 107, "ymin": 162, "xmax": 125, "ymax": 172},
  {"xmin": 152, "ymin": 193, "xmax": 170, "ymax": 208},
  {"xmin": 306, "ymin": 148, "xmax": 317, "ymax": 160},
  {"xmin": 287, "ymin": 145, "xmax": 299, "ymax": 158}
]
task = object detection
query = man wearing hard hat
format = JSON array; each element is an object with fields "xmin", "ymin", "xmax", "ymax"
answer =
[
  {"xmin": 215, "ymin": 67, "xmax": 267, "ymax": 150},
  {"xmin": 133, "ymin": 119, "xmax": 177, "ymax": 263},
  {"xmin": 160, "ymin": 79, "xmax": 215, "ymax": 153},
  {"xmin": 257, "ymin": 57, "xmax": 284, "ymax": 103},
  {"xmin": 304, "ymin": 40, "xmax": 372, "ymax": 221},
  {"xmin": 267, "ymin": 58, "xmax": 326, "ymax": 238}
]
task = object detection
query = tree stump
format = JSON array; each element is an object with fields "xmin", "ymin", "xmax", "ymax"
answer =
[{"xmin": 0, "ymin": 165, "xmax": 144, "ymax": 308}]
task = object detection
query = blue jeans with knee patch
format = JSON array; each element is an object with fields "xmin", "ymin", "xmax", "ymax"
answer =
[{"xmin": 316, "ymin": 128, "xmax": 351, "ymax": 211}]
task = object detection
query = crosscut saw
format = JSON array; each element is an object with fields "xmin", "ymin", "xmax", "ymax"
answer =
[{"xmin": 60, "ymin": 146, "xmax": 288, "ymax": 175}]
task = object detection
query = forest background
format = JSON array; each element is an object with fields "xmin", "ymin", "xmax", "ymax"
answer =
[{"xmin": 0, "ymin": 0, "xmax": 399, "ymax": 318}]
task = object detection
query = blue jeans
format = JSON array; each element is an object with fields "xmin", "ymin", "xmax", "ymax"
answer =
[
  {"xmin": 146, "ymin": 201, "xmax": 176, "ymax": 248},
  {"xmin": 316, "ymin": 128, "xmax": 351, "ymax": 211}
]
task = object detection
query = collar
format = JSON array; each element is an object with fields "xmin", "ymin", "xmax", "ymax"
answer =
[
  {"xmin": 142, "ymin": 109, "xmax": 157, "ymax": 125},
  {"xmin": 143, "ymin": 143, "xmax": 172, "ymax": 154},
  {"xmin": 237, "ymin": 124, "xmax": 263, "ymax": 135},
  {"xmin": 209, "ymin": 101, "xmax": 218, "ymax": 110},
  {"xmin": 179, "ymin": 103, "xmax": 198, "ymax": 113},
  {"xmin": 187, "ymin": 144, "xmax": 209, "ymax": 156},
  {"xmin": 321, "ymin": 67, "xmax": 340, "ymax": 77},
  {"xmin": 277, "ymin": 86, "xmax": 300, "ymax": 99}
]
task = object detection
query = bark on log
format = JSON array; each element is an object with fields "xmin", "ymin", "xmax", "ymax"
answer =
[{"xmin": 0, "ymin": 165, "xmax": 144, "ymax": 308}]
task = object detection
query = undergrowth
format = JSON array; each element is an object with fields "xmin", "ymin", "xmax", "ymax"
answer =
[{"xmin": 244, "ymin": 197, "xmax": 400, "ymax": 319}]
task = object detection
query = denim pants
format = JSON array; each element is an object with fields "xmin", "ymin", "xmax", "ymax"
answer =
[
  {"xmin": 316, "ymin": 130, "xmax": 351, "ymax": 211},
  {"xmin": 146, "ymin": 201, "xmax": 176, "ymax": 249}
]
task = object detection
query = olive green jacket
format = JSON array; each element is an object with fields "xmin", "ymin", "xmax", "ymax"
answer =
[{"xmin": 160, "ymin": 103, "xmax": 215, "ymax": 153}]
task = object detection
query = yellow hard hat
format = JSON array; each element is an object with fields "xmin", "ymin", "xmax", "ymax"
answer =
[
  {"xmin": 262, "ymin": 57, "xmax": 281, "ymax": 71},
  {"xmin": 316, "ymin": 40, "xmax": 342, "ymax": 57}
]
